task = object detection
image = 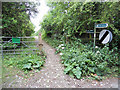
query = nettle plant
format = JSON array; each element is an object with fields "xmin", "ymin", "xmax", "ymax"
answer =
[{"xmin": 56, "ymin": 41, "xmax": 119, "ymax": 80}]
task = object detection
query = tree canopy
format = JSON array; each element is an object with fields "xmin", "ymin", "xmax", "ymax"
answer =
[
  {"xmin": 41, "ymin": 2, "xmax": 120, "ymax": 48},
  {"xmin": 2, "ymin": 2, "xmax": 39, "ymax": 37}
]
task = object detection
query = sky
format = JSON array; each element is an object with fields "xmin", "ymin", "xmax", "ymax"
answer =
[{"xmin": 30, "ymin": 0, "xmax": 50, "ymax": 32}]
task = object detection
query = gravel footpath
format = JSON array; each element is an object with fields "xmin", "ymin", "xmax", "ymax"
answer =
[{"xmin": 2, "ymin": 38, "xmax": 118, "ymax": 88}]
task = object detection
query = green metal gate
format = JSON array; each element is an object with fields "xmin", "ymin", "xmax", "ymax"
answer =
[{"xmin": 0, "ymin": 36, "xmax": 40, "ymax": 60}]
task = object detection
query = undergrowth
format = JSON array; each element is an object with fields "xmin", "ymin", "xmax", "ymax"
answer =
[
  {"xmin": 44, "ymin": 37, "xmax": 119, "ymax": 81},
  {"xmin": 3, "ymin": 52, "xmax": 46, "ymax": 74}
]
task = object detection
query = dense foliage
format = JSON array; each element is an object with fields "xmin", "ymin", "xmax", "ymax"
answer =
[
  {"xmin": 41, "ymin": 2, "xmax": 120, "ymax": 80},
  {"xmin": 45, "ymin": 37, "xmax": 119, "ymax": 80},
  {"xmin": 3, "ymin": 53, "xmax": 46, "ymax": 74},
  {"xmin": 41, "ymin": 2, "xmax": 120, "ymax": 49},
  {"xmin": 2, "ymin": 2, "xmax": 39, "ymax": 37}
]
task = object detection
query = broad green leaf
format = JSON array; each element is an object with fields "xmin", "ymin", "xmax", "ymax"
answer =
[
  {"xmin": 64, "ymin": 65, "xmax": 73, "ymax": 74},
  {"xmin": 72, "ymin": 67, "xmax": 82, "ymax": 79},
  {"xmin": 33, "ymin": 61, "xmax": 41, "ymax": 68},
  {"xmin": 23, "ymin": 63, "xmax": 32, "ymax": 69},
  {"xmin": 88, "ymin": 67, "xmax": 95, "ymax": 73}
]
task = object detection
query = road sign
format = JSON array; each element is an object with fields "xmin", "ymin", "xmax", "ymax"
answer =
[
  {"xmin": 12, "ymin": 37, "xmax": 20, "ymax": 43},
  {"xmin": 108, "ymin": 30, "xmax": 113, "ymax": 42},
  {"xmin": 96, "ymin": 23, "xmax": 108, "ymax": 28},
  {"xmin": 86, "ymin": 30, "xmax": 94, "ymax": 33},
  {"xmin": 99, "ymin": 30, "xmax": 112, "ymax": 44}
]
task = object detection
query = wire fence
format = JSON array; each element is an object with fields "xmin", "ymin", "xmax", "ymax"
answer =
[{"xmin": 0, "ymin": 37, "xmax": 40, "ymax": 59}]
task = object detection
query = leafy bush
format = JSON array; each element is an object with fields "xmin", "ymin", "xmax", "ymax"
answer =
[
  {"xmin": 40, "ymin": 2, "xmax": 120, "ymax": 50},
  {"xmin": 44, "ymin": 37, "xmax": 63, "ymax": 48},
  {"xmin": 40, "ymin": 1, "xmax": 120, "ymax": 80},
  {"xmin": 45, "ymin": 37, "xmax": 119, "ymax": 80},
  {"xmin": 3, "ymin": 53, "xmax": 46, "ymax": 73},
  {"xmin": 60, "ymin": 45, "xmax": 118, "ymax": 79},
  {"xmin": 2, "ymin": 2, "xmax": 37, "ymax": 37}
]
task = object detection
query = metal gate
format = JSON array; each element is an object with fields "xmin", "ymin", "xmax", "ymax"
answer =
[{"xmin": 0, "ymin": 36, "xmax": 40, "ymax": 60}]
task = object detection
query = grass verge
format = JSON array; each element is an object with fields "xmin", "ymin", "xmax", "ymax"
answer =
[{"xmin": 2, "ymin": 50, "xmax": 46, "ymax": 86}]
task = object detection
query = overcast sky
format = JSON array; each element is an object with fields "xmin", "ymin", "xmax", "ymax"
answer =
[{"xmin": 30, "ymin": 0, "xmax": 50, "ymax": 32}]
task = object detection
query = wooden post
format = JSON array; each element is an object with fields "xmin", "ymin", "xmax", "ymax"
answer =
[
  {"xmin": 1, "ymin": 45, "xmax": 3, "ymax": 61},
  {"xmin": 38, "ymin": 33, "xmax": 43, "ymax": 52}
]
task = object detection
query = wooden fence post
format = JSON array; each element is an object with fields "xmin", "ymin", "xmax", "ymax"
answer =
[{"xmin": 38, "ymin": 33, "xmax": 43, "ymax": 52}]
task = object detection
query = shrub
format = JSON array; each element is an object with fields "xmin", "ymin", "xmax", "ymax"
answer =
[
  {"xmin": 55, "ymin": 39, "xmax": 119, "ymax": 80},
  {"xmin": 3, "ymin": 53, "xmax": 46, "ymax": 73}
]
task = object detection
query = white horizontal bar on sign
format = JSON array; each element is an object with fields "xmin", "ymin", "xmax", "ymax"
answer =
[{"xmin": 83, "ymin": 32, "xmax": 94, "ymax": 34}]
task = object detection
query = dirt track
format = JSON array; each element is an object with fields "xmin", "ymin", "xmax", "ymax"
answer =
[{"xmin": 2, "ymin": 38, "xmax": 118, "ymax": 88}]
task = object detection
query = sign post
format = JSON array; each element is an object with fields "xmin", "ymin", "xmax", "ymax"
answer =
[
  {"xmin": 93, "ymin": 23, "xmax": 96, "ymax": 52},
  {"xmin": 95, "ymin": 23, "xmax": 108, "ymax": 28},
  {"xmin": 93, "ymin": 23, "xmax": 108, "ymax": 52}
]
